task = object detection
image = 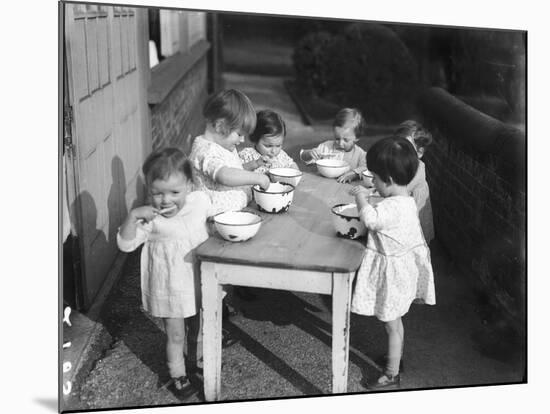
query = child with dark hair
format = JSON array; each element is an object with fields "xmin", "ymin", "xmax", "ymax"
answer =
[
  {"xmin": 239, "ymin": 109, "xmax": 299, "ymax": 173},
  {"xmin": 395, "ymin": 120, "xmax": 435, "ymax": 244},
  {"xmin": 117, "ymin": 147, "xmax": 211, "ymax": 398},
  {"xmin": 190, "ymin": 89, "xmax": 270, "ymax": 215},
  {"xmin": 300, "ymin": 107, "xmax": 367, "ymax": 183},
  {"xmin": 349, "ymin": 136, "xmax": 436, "ymax": 390}
]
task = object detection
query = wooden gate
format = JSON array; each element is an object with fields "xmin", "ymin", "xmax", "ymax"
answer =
[{"xmin": 64, "ymin": 3, "xmax": 150, "ymax": 309}]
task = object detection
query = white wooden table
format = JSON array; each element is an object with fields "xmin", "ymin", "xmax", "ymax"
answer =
[{"xmin": 196, "ymin": 172, "xmax": 366, "ymax": 400}]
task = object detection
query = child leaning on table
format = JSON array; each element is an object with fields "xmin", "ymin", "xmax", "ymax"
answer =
[
  {"xmin": 117, "ymin": 148, "xmax": 210, "ymax": 398},
  {"xmin": 189, "ymin": 89, "xmax": 270, "ymax": 216},
  {"xmin": 395, "ymin": 120, "xmax": 435, "ymax": 244},
  {"xmin": 189, "ymin": 89, "xmax": 270, "ymax": 315},
  {"xmin": 349, "ymin": 136, "xmax": 436, "ymax": 390},
  {"xmin": 300, "ymin": 107, "xmax": 367, "ymax": 183},
  {"xmin": 239, "ymin": 109, "xmax": 299, "ymax": 173}
]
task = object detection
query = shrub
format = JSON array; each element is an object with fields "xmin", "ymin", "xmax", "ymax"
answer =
[
  {"xmin": 293, "ymin": 23, "xmax": 420, "ymax": 123},
  {"xmin": 292, "ymin": 31, "xmax": 334, "ymax": 95}
]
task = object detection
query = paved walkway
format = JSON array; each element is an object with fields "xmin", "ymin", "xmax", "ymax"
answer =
[{"xmin": 63, "ymin": 72, "xmax": 524, "ymax": 412}]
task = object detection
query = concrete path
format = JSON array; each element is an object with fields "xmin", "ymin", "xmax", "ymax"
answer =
[{"xmin": 63, "ymin": 72, "xmax": 524, "ymax": 412}]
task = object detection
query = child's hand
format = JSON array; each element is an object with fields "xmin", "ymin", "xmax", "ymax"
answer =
[
  {"xmin": 256, "ymin": 155, "xmax": 272, "ymax": 169},
  {"xmin": 257, "ymin": 173, "xmax": 271, "ymax": 190},
  {"xmin": 349, "ymin": 185, "xmax": 370, "ymax": 197},
  {"xmin": 310, "ymin": 149, "xmax": 322, "ymax": 161},
  {"xmin": 349, "ymin": 185, "xmax": 371, "ymax": 211},
  {"xmin": 130, "ymin": 205, "xmax": 159, "ymax": 222},
  {"xmin": 337, "ymin": 170, "xmax": 357, "ymax": 183}
]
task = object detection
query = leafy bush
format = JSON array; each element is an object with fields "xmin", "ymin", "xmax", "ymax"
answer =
[
  {"xmin": 292, "ymin": 31, "xmax": 334, "ymax": 95},
  {"xmin": 293, "ymin": 23, "xmax": 419, "ymax": 123}
]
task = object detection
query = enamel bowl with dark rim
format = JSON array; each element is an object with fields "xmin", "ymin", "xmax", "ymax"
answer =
[
  {"xmin": 316, "ymin": 158, "xmax": 350, "ymax": 178},
  {"xmin": 330, "ymin": 203, "xmax": 367, "ymax": 239},
  {"xmin": 252, "ymin": 182, "xmax": 295, "ymax": 213},
  {"xmin": 268, "ymin": 167, "xmax": 303, "ymax": 187},
  {"xmin": 213, "ymin": 211, "xmax": 262, "ymax": 242}
]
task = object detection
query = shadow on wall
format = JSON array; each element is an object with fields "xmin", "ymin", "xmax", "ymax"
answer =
[
  {"xmin": 108, "ymin": 156, "xmax": 128, "ymax": 245},
  {"xmin": 69, "ymin": 191, "xmax": 109, "ymax": 310},
  {"xmin": 65, "ymin": 154, "xmax": 146, "ymax": 311}
]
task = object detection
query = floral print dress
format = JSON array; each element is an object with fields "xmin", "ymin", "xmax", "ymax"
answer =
[
  {"xmin": 351, "ymin": 195, "xmax": 436, "ymax": 322},
  {"xmin": 190, "ymin": 135, "xmax": 252, "ymax": 215}
]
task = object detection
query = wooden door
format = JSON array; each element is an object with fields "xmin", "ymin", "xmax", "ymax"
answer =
[{"xmin": 64, "ymin": 3, "xmax": 150, "ymax": 309}]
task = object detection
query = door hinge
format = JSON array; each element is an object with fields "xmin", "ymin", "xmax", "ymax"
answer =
[{"xmin": 64, "ymin": 105, "xmax": 74, "ymax": 155}]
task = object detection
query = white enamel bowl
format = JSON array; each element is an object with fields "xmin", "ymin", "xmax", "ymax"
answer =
[
  {"xmin": 252, "ymin": 182, "xmax": 295, "ymax": 213},
  {"xmin": 361, "ymin": 170, "xmax": 374, "ymax": 187},
  {"xmin": 330, "ymin": 203, "xmax": 367, "ymax": 239},
  {"xmin": 213, "ymin": 211, "xmax": 262, "ymax": 242},
  {"xmin": 268, "ymin": 167, "xmax": 303, "ymax": 187},
  {"xmin": 316, "ymin": 159, "xmax": 350, "ymax": 178}
]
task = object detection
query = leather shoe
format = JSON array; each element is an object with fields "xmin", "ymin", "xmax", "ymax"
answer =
[{"xmin": 361, "ymin": 372, "xmax": 400, "ymax": 390}]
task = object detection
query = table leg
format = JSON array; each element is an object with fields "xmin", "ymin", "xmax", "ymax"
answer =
[
  {"xmin": 201, "ymin": 262, "xmax": 223, "ymax": 401},
  {"xmin": 331, "ymin": 272, "xmax": 354, "ymax": 394}
]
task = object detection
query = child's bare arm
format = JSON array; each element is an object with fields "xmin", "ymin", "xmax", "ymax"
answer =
[
  {"xmin": 242, "ymin": 160, "xmax": 258, "ymax": 171},
  {"xmin": 337, "ymin": 170, "xmax": 358, "ymax": 183},
  {"xmin": 349, "ymin": 186, "xmax": 370, "ymax": 211},
  {"xmin": 299, "ymin": 149, "xmax": 321, "ymax": 164},
  {"xmin": 216, "ymin": 166, "xmax": 270, "ymax": 189},
  {"xmin": 243, "ymin": 156, "xmax": 271, "ymax": 171},
  {"xmin": 119, "ymin": 206, "xmax": 158, "ymax": 242}
]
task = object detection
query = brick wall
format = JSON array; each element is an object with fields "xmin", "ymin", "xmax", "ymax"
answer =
[
  {"xmin": 419, "ymin": 88, "xmax": 526, "ymax": 338},
  {"xmin": 150, "ymin": 57, "xmax": 209, "ymax": 153}
]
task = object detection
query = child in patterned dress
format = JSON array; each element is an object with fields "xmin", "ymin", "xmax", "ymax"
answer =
[
  {"xmin": 395, "ymin": 120, "xmax": 435, "ymax": 244},
  {"xmin": 190, "ymin": 89, "xmax": 271, "ymax": 215},
  {"xmin": 117, "ymin": 148, "xmax": 210, "ymax": 398},
  {"xmin": 239, "ymin": 109, "xmax": 299, "ymax": 173},
  {"xmin": 349, "ymin": 136, "xmax": 436, "ymax": 390},
  {"xmin": 300, "ymin": 107, "xmax": 367, "ymax": 183},
  {"xmin": 189, "ymin": 89, "xmax": 270, "ymax": 315}
]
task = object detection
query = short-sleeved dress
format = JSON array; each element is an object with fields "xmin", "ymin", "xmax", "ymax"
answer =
[
  {"xmin": 190, "ymin": 135, "xmax": 251, "ymax": 215},
  {"xmin": 238, "ymin": 146, "xmax": 297, "ymax": 173},
  {"xmin": 407, "ymin": 160, "xmax": 434, "ymax": 243},
  {"xmin": 116, "ymin": 191, "xmax": 211, "ymax": 318},
  {"xmin": 314, "ymin": 140, "xmax": 367, "ymax": 176},
  {"xmin": 351, "ymin": 196, "xmax": 436, "ymax": 322}
]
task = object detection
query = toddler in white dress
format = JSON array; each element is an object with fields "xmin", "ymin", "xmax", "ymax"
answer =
[
  {"xmin": 117, "ymin": 148, "xmax": 210, "ymax": 398},
  {"xmin": 349, "ymin": 136, "xmax": 436, "ymax": 390}
]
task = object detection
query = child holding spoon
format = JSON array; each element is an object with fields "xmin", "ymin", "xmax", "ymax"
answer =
[
  {"xmin": 190, "ymin": 89, "xmax": 270, "ymax": 215},
  {"xmin": 239, "ymin": 109, "xmax": 299, "ymax": 173},
  {"xmin": 300, "ymin": 107, "xmax": 367, "ymax": 183},
  {"xmin": 117, "ymin": 147, "xmax": 211, "ymax": 398}
]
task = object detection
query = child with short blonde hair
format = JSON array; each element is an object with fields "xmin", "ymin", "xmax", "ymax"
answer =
[
  {"xmin": 190, "ymin": 89, "xmax": 271, "ymax": 215},
  {"xmin": 300, "ymin": 107, "xmax": 367, "ymax": 183}
]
